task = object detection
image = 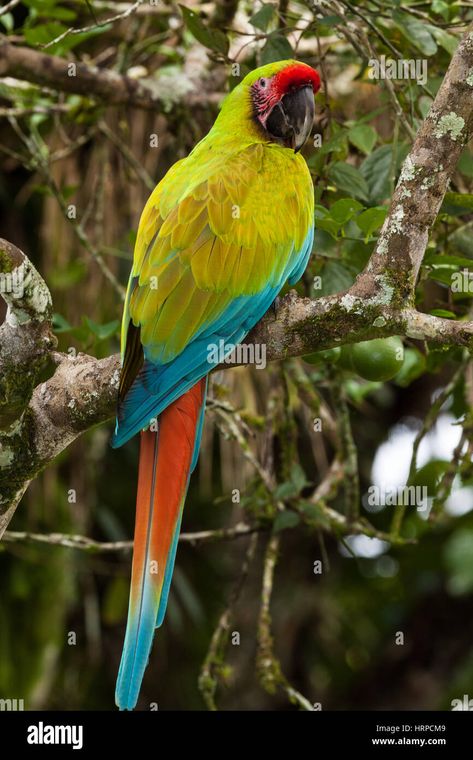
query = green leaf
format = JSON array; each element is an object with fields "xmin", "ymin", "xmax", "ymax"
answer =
[
  {"xmin": 315, "ymin": 129, "xmax": 348, "ymax": 158},
  {"xmin": 427, "ymin": 24, "xmax": 460, "ymax": 55},
  {"xmin": 425, "ymin": 253, "xmax": 473, "ymax": 288},
  {"xmin": 316, "ymin": 15, "xmax": 343, "ymax": 26},
  {"xmin": 0, "ymin": 12, "xmax": 14, "ymax": 32},
  {"xmin": 444, "ymin": 529, "xmax": 473, "ymax": 595},
  {"xmin": 427, "ymin": 271, "xmax": 456, "ymax": 287},
  {"xmin": 52, "ymin": 313, "xmax": 72, "ymax": 333},
  {"xmin": 273, "ymin": 481, "xmax": 298, "ymax": 500},
  {"xmin": 417, "ymin": 95, "xmax": 433, "ymax": 119},
  {"xmin": 30, "ymin": 113, "xmax": 49, "ymax": 129},
  {"xmin": 290, "ymin": 462, "xmax": 308, "ymax": 491},
  {"xmin": 314, "ymin": 206, "xmax": 340, "ymax": 239},
  {"xmin": 329, "ymin": 198, "xmax": 364, "ymax": 226},
  {"xmin": 83, "ymin": 317, "xmax": 120, "ymax": 341},
  {"xmin": 179, "ymin": 5, "xmax": 229, "ymax": 55},
  {"xmin": 23, "ymin": 19, "xmax": 107, "ymax": 53},
  {"xmin": 355, "ymin": 206, "xmax": 387, "ymax": 241},
  {"xmin": 298, "ymin": 501, "xmax": 331, "ymax": 528},
  {"xmin": 430, "ymin": 27, "xmax": 458, "ymax": 56},
  {"xmin": 442, "ymin": 192, "xmax": 473, "ymax": 215},
  {"xmin": 432, "ymin": 0, "xmax": 450, "ymax": 21},
  {"xmin": 23, "ymin": 0, "xmax": 68, "ymax": 7},
  {"xmin": 424, "ymin": 252, "xmax": 473, "ymax": 269},
  {"xmin": 449, "ymin": 224, "xmax": 473, "ymax": 258},
  {"xmin": 33, "ymin": 4, "xmax": 76, "ymax": 21},
  {"xmin": 314, "ymin": 200, "xmax": 365, "ymax": 240},
  {"xmin": 429, "ymin": 309, "xmax": 456, "ymax": 318},
  {"xmin": 249, "ymin": 3, "xmax": 275, "ymax": 31},
  {"xmin": 328, "ymin": 162, "xmax": 369, "ymax": 202},
  {"xmin": 392, "ymin": 10, "xmax": 437, "ymax": 56},
  {"xmin": 261, "ymin": 33, "xmax": 293, "ymax": 65},
  {"xmin": 348, "ymin": 125, "xmax": 377, "ymax": 155},
  {"xmin": 360, "ymin": 146, "xmax": 393, "ymax": 204},
  {"xmin": 318, "ymin": 260, "xmax": 354, "ymax": 296},
  {"xmin": 57, "ymin": 26, "xmax": 110, "ymax": 54},
  {"xmin": 273, "ymin": 511, "xmax": 301, "ymax": 533},
  {"xmin": 458, "ymin": 150, "xmax": 473, "ymax": 179},
  {"xmin": 24, "ymin": 22, "xmax": 66, "ymax": 46},
  {"xmin": 411, "ymin": 460, "xmax": 450, "ymax": 495}
]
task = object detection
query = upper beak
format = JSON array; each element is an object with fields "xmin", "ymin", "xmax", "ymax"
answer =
[{"xmin": 265, "ymin": 85, "xmax": 315, "ymax": 152}]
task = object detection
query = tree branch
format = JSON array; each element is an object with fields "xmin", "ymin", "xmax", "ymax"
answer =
[
  {"xmin": 1, "ymin": 26, "xmax": 473, "ymax": 535},
  {"xmin": 0, "ymin": 37, "xmax": 220, "ymax": 112},
  {"xmin": 2, "ymin": 522, "xmax": 262, "ymax": 552},
  {"xmin": 257, "ymin": 534, "xmax": 315, "ymax": 710},
  {"xmin": 0, "ymin": 239, "xmax": 55, "ymax": 430}
]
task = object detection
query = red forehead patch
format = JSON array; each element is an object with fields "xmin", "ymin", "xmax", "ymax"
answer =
[{"xmin": 274, "ymin": 64, "xmax": 321, "ymax": 96}]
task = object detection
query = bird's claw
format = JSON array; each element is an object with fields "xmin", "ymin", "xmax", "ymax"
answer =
[{"xmin": 271, "ymin": 296, "xmax": 282, "ymax": 319}]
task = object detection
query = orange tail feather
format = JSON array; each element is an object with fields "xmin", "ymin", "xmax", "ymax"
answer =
[{"xmin": 115, "ymin": 378, "xmax": 206, "ymax": 710}]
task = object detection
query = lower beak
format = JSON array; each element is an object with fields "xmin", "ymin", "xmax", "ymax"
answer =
[{"xmin": 265, "ymin": 85, "xmax": 315, "ymax": 152}]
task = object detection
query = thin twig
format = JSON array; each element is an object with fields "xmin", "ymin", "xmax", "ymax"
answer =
[
  {"xmin": 339, "ymin": 0, "xmax": 402, "ymax": 58},
  {"xmin": 330, "ymin": 372, "xmax": 360, "ymax": 522},
  {"xmin": 50, "ymin": 129, "xmax": 97, "ymax": 163},
  {"xmin": 211, "ymin": 403, "xmax": 273, "ymax": 490},
  {"xmin": 98, "ymin": 120, "xmax": 155, "ymax": 192},
  {"xmin": 391, "ymin": 360, "xmax": 468, "ymax": 536},
  {"xmin": 199, "ymin": 532, "xmax": 259, "ymax": 710},
  {"xmin": 430, "ymin": 430, "xmax": 470, "ymax": 521},
  {"xmin": 287, "ymin": 360, "xmax": 338, "ymax": 445},
  {"xmin": 0, "ymin": 105, "xmax": 70, "ymax": 118},
  {"xmin": 257, "ymin": 534, "xmax": 315, "ymax": 711},
  {"xmin": 42, "ymin": 0, "xmax": 145, "ymax": 50},
  {"xmin": 2, "ymin": 523, "xmax": 263, "ymax": 552},
  {"xmin": 0, "ymin": 0, "xmax": 21, "ymax": 16}
]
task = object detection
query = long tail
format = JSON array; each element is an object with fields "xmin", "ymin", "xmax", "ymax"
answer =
[{"xmin": 115, "ymin": 377, "xmax": 207, "ymax": 710}]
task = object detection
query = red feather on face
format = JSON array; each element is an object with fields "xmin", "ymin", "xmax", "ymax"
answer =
[{"xmin": 274, "ymin": 63, "xmax": 321, "ymax": 97}]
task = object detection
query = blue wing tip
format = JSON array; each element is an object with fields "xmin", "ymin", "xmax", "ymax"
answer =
[
  {"xmin": 115, "ymin": 662, "xmax": 142, "ymax": 711},
  {"xmin": 115, "ymin": 689, "xmax": 138, "ymax": 711},
  {"xmin": 111, "ymin": 423, "xmax": 134, "ymax": 449}
]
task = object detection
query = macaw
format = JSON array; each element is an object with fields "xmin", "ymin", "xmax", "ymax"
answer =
[{"xmin": 112, "ymin": 59, "xmax": 320, "ymax": 710}]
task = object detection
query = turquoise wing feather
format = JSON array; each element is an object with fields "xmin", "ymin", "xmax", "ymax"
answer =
[{"xmin": 113, "ymin": 140, "xmax": 314, "ymax": 448}]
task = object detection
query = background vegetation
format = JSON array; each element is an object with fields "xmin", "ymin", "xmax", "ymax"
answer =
[{"xmin": 1, "ymin": 0, "xmax": 473, "ymax": 710}]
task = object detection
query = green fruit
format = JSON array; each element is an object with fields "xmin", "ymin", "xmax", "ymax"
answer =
[
  {"xmin": 303, "ymin": 347, "xmax": 341, "ymax": 365},
  {"xmin": 351, "ymin": 337, "xmax": 404, "ymax": 381}
]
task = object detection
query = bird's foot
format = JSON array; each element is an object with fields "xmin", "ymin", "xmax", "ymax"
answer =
[{"xmin": 270, "ymin": 296, "xmax": 282, "ymax": 320}]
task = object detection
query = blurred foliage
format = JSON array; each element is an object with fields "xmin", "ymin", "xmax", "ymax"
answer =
[{"xmin": 1, "ymin": 0, "xmax": 473, "ymax": 711}]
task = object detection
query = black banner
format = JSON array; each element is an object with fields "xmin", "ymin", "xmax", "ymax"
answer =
[{"xmin": 1, "ymin": 710, "xmax": 472, "ymax": 754}]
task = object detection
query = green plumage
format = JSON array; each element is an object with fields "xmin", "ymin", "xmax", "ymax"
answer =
[{"xmin": 121, "ymin": 60, "xmax": 315, "ymax": 366}]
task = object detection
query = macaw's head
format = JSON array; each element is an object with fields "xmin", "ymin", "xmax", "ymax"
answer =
[{"xmin": 243, "ymin": 60, "xmax": 321, "ymax": 152}]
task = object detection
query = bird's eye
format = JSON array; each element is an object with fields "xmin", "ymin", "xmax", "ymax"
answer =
[{"xmin": 259, "ymin": 78, "xmax": 267, "ymax": 88}]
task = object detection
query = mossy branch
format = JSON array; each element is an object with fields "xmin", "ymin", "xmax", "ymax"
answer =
[{"xmin": 0, "ymin": 37, "xmax": 220, "ymax": 112}]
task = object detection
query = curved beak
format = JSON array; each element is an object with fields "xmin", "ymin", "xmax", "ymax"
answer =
[{"xmin": 265, "ymin": 85, "xmax": 315, "ymax": 152}]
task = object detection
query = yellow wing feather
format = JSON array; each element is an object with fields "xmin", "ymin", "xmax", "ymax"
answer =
[{"xmin": 124, "ymin": 140, "xmax": 313, "ymax": 365}]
